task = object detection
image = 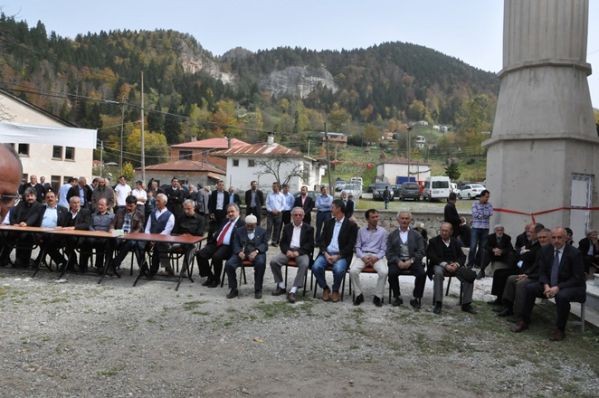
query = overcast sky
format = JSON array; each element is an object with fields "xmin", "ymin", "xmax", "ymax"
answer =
[{"xmin": 1, "ymin": 0, "xmax": 598, "ymax": 107}]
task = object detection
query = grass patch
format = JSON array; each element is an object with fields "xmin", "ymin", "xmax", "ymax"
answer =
[
  {"xmin": 254, "ymin": 301, "xmax": 300, "ymax": 318},
  {"xmin": 182, "ymin": 300, "xmax": 208, "ymax": 311},
  {"xmin": 97, "ymin": 364, "xmax": 126, "ymax": 377}
]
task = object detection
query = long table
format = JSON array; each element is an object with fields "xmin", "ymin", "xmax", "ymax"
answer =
[
  {"xmin": 0, "ymin": 225, "xmax": 204, "ymax": 290},
  {"xmin": 123, "ymin": 232, "xmax": 204, "ymax": 290}
]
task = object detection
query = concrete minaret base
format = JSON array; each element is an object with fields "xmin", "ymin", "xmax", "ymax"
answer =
[{"xmin": 485, "ymin": 0, "xmax": 599, "ymax": 241}]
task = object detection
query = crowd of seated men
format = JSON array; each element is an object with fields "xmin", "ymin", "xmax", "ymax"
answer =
[{"xmin": 1, "ymin": 178, "xmax": 592, "ymax": 342}]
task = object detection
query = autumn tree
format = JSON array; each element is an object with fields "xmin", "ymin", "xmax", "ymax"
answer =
[
  {"xmin": 126, "ymin": 127, "xmax": 168, "ymax": 165},
  {"xmin": 255, "ymin": 156, "xmax": 304, "ymax": 186}
]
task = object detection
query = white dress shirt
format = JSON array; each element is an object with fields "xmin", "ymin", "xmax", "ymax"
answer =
[{"xmin": 290, "ymin": 223, "xmax": 302, "ymax": 249}]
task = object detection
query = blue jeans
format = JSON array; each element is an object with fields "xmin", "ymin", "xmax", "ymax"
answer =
[
  {"xmin": 312, "ymin": 254, "xmax": 348, "ymax": 292},
  {"xmin": 468, "ymin": 228, "xmax": 489, "ymax": 268}
]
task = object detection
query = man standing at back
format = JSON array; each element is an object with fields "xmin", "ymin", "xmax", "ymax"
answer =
[
  {"xmin": 265, "ymin": 182, "xmax": 285, "ymax": 247},
  {"xmin": 468, "ymin": 189, "xmax": 493, "ymax": 269},
  {"xmin": 293, "ymin": 185, "xmax": 315, "ymax": 225},
  {"xmin": 245, "ymin": 181, "xmax": 264, "ymax": 226}
]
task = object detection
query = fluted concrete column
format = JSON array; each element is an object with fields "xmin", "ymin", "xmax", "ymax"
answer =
[{"xmin": 485, "ymin": 0, "xmax": 599, "ymax": 241}]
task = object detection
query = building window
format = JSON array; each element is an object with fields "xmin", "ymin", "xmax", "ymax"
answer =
[
  {"xmin": 65, "ymin": 146, "xmax": 75, "ymax": 160},
  {"xmin": 17, "ymin": 144, "xmax": 29, "ymax": 156},
  {"xmin": 51, "ymin": 175, "xmax": 61, "ymax": 193},
  {"xmin": 179, "ymin": 150, "xmax": 192, "ymax": 160},
  {"xmin": 52, "ymin": 145, "xmax": 63, "ymax": 159},
  {"xmin": 248, "ymin": 159, "xmax": 256, "ymax": 167},
  {"xmin": 232, "ymin": 159, "xmax": 239, "ymax": 167}
]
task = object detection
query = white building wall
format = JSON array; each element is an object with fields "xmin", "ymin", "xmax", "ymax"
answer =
[
  {"xmin": 377, "ymin": 163, "xmax": 431, "ymax": 184},
  {"xmin": 226, "ymin": 157, "xmax": 321, "ymax": 193},
  {"xmin": 0, "ymin": 93, "xmax": 94, "ymax": 183}
]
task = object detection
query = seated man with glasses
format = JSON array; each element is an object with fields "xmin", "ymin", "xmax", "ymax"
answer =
[
  {"xmin": 108, "ymin": 195, "xmax": 145, "ymax": 273},
  {"xmin": 5, "ymin": 187, "xmax": 43, "ymax": 267},
  {"xmin": 0, "ymin": 144, "xmax": 23, "ymax": 266}
]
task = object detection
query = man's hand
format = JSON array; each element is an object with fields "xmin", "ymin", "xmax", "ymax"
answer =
[
  {"xmin": 18, "ymin": 222, "xmax": 27, "ymax": 227},
  {"xmin": 445, "ymin": 263, "xmax": 458, "ymax": 273},
  {"xmin": 286, "ymin": 250, "xmax": 297, "ymax": 258},
  {"xmin": 516, "ymin": 274, "xmax": 528, "ymax": 281},
  {"xmin": 545, "ymin": 286, "xmax": 559, "ymax": 299},
  {"xmin": 248, "ymin": 250, "xmax": 258, "ymax": 261},
  {"xmin": 238, "ymin": 251, "xmax": 246, "ymax": 260},
  {"xmin": 493, "ymin": 248, "xmax": 502, "ymax": 256},
  {"xmin": 398, "ymin": 260, "xmax": 411, "ymax": 270}
]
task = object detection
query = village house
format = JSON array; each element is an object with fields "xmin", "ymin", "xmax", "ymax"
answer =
[
  {"xmin": 135, "ymin": 137, "xmax": 248, "ymax": 187},
  {"xmin": 213, "ymin": 134, "xmax": 324, "ymax": 193},
  {"xmin": 0, "ymin": 89, "xmax": 96, "ymax": 192}
]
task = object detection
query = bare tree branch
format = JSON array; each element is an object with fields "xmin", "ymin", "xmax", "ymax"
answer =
[{"xmin": 255, "ymin": 156, "xmax": 304, "ymax": 185}]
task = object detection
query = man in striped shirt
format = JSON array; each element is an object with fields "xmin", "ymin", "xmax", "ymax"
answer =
[{"xmin": 468, "ymin": 189, "xmax": 493, "ymax": 268}]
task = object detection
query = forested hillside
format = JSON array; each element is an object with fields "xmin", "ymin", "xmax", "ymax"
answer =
[{"xmin": 0, "ymin": 14, "xmax": 499, "ymax": 165}]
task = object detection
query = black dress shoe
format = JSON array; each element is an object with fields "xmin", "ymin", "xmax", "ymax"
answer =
[
  {"xmin": 207, "ymin": 280, "xmax": 219, "ymax": 288},
  {"xmin": 392, "ymin": 297, "xmax": 403, "ymax": 307},
  {"xmin": 497, "ymin": 308, "xmax": 514, "ymax": 317},
  {"xmin": 461, "ymin": 304, "xmax": 478, "ymax": 314},
  {"xmin": 202, "ymin": 279, "xmax": 214, "ymax": 286},
  {"xmin": 409, "ymin": 298, "xmax": 421, "ymax": 310},
  {"xmin": 511, "ymin": 320, "xmax": 529, "ymax": 333},
  {"xmin": 433, "ymin": 302, "xmax": 442, "ymax": 315},
  {"xmin": 476, "ymin": 270, "xmax": 485, "ymax": 280},
  {"xmin": 255, "ymin": 291, "xmax": 262, "ymax": 299},
  {"xmin": 373, "ymin": 296, "xmax": 383, "ymax": 307},
  {"xmin": 287, "ymin": 292, "xmax": 297, "ymax": 303},
  {"xmin": 353, "ymin": 294, "xmax": 364, "ymax": 306},
  {"xmin": 492, "ymin": 306, "xmax": 505, "ymax": 313},
  {"xmin": 272, "ymin": 286, "xmax": 286, "ymax": 296},
  {"xmin": 226, "ymin": 289, "xmax": 238, "ymax": 299},
  {"xmin": 549, "ymin": 328, "xmax": 565, "ymax": 341}
]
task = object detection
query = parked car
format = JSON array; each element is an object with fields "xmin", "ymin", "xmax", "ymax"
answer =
[
  {"xmin": 458, "ymin": 184, "xmax": 486, "ymax": 199},
  {"xmin": 398, "ymin": 182, "xmax": 422, "ymax": 201},
  {"xmin": 372, "ymin": 182, "xmax": 394, "ymax": 201}
]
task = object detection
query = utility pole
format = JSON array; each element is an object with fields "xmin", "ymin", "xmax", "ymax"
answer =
[
  {"xmin": 324, "ymin": 122, "xmax": 333, "ymax": 190},
  {"xmin": 140, "ymin": 71, "xmax": 146, "ymax": 183},
  {"xmin": 99, "ymin": 140, "xmax": 104, "ymax": 177},
  {"xmin": 407, "ymin": 126, "xmax": 411, "ymax": 181},
  {"xmin": 119, "ymin": 96, "xmax": 126, "ymax": 175}
]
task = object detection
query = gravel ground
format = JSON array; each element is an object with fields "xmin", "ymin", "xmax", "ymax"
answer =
[{"xmin": 1, "ymin": 252, "xmax": 599, "ymax": 398}]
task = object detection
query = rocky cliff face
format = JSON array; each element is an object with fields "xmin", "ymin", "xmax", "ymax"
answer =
[
  {"xmin": 177, "ymin": 39, "xmax": 235, "ymax": 84},
  {"xmin": 259, "ymin": 65, "xmax": 337, "ymax": 98}
]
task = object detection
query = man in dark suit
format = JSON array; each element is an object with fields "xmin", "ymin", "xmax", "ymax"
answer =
[
  {"xmin": 20, "ymin": 175, "xmax": 46, "ymax": 202},
  {"xmin": 340, "ymin": 191, "xmax": 354, "ymax": 219},
  {"xmin": 227, "ymin": 186, "xmax": 242, "ymax": 207},
  {"xmin": 245, "ymin": 180, "xmax": 264, "ymax": 226},
  {"xmin": 7, "ymin": 187, "xmax": 43, "ymax": 267},
  {"xmin": 293, "ymin": 185, "xmax": 315, "ymax": 225},
  {"xmin": 164, "ymin": 177, "xmax": 187, "ymax": 220},
  {"xmin": 427, "ymin": 222, "xmax": 476, "ymax": 315},
  {"xmin": 270, "ymin": 207, "xmax": 314, "ymax": 303},
  {"xmin": 513, "ymin": 227, "xmax": 587, "ymax": 341},
  {"xmin": 109, "ymin": 195, "xmax": 145, "ymax": 271},
  {"xmin": 225, "ymin": 214, "xmax": 269, "ymax": 299},
  {"xmin": 67, "ymin": 177, "xmax": 93, "ymax": 209},
  {"xmin": 578, "ymin": 229, "xmax": 599, "ymax": 274},
  {"xmin": 34, "ymin": 190, "xmax": 69, "ymax": 268},
  {"xmin": 386, "ymin": 211, "xmax": 426, "ymax": 308},
  {"xmin": 483, "ymin": 224, "xmax": 515, "ymax": 295},
  {"xmin": 208, "ymin": 180, "xmax": 230, "ymax": 229},
  {"xmin": 497, "ymin": 227, "xmax": 551, "ymax": 318},
  {"xmin": 515, "ymin": 224, "xmax": 531, "ymax": 253},
  {"xmin": 443, "ymin": 192, "xmax": 461, "ymax": 239},
  {"xmin": 197, "ymin": 203, "xmax": 244, "ymax": 287},
  {"xmin": 311, "ymin": 199, "xmax": 358, "ymax": 302}
]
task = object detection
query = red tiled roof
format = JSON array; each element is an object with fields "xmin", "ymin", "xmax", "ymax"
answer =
[
  {"xmin": 213, "ymin": 142, "xmax": 303, "ymax": 158},
  {"xmin": 170, "ymin": 137, "xmax": 249, "ymax": 149},
  {"xmin": 139, "ymin": 160, "xmax": 225, "ymax": 174}
]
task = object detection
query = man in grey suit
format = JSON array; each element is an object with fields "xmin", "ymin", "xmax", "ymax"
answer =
[{"xmin": 386, "ymin": 211, "xmax": 426, "ymax": 308}]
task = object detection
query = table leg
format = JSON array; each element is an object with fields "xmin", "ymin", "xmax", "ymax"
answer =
[{"xmin": 175, "ymin": 245, "xmax": 195, "ymax": 291}]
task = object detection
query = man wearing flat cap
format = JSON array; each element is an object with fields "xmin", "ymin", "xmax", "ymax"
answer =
[{"xmin": 224, "ymin": 214, "xmax": 269, "ymax": 299}]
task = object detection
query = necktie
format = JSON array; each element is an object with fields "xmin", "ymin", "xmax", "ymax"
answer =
[
  {"xmin": 217, "ymin": 221, "xmax": 233, "ymax": 246},
  {"xmin": 550, "ymin": 249, "xmax": 560, "ymax": 286}
]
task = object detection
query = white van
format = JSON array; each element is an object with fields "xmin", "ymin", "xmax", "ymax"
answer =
[{"xmin": 423, "ymin": 176, "xmax": 451, "ymax": 201}]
